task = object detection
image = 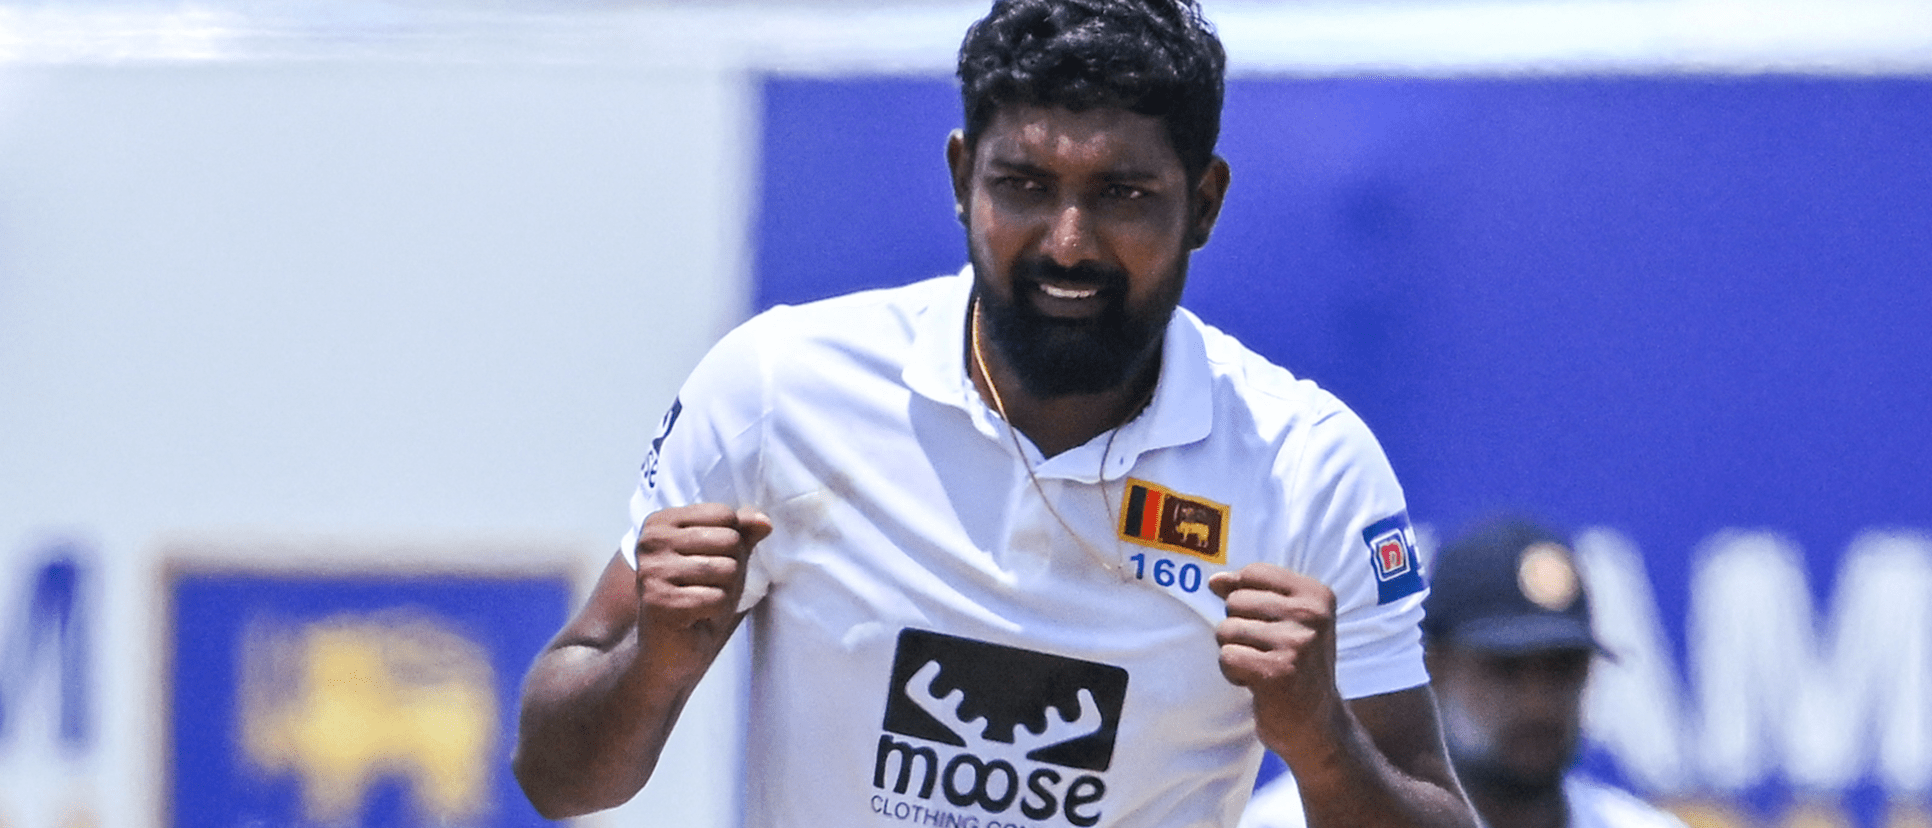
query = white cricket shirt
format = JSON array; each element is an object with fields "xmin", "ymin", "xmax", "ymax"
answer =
[{"xmin": 624, "ymin": 269, "xmax": 1428, "ymax": 828}]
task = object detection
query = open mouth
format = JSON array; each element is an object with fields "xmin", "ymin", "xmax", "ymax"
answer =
[
  {"xmin": 1039, "ymin": 282, "xmax": 1100, "ymax": 300},
  {"xmin": 1010, "ymin": 258, "xmax": 1125, "ymax": 320},
  {"xmin": 1027, "ymin": 279, "xmax": 1111, "ymax": 320}
]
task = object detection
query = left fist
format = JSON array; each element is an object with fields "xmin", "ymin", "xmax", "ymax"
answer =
[{"xmin": 1207, "ymin": 563, "xmax": 1345, "ymax": 757}]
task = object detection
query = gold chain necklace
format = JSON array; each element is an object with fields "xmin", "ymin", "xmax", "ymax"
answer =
[{"xmin": 968, "ymin": 297, "xmax": 1140, "ymax": 579}]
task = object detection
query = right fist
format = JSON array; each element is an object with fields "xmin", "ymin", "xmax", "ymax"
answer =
[{"xmin": 634, "ymin": 504, "xmax": 772, "ymax": 636}]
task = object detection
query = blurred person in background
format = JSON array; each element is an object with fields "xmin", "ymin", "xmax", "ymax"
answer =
[{"xmin": 1242, "ymin": 518, "xmax": 1686, "ymax": 828}]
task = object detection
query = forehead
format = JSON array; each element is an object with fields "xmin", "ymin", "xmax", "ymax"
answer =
[{"xmin": 974, "ymin": 104, "xmax": 1183, "ymax": 176}]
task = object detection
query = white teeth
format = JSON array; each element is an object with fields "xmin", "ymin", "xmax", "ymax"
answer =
[{"xmin": 1040, "ymin": 283, "xmax": 1098, "ymax": 300}]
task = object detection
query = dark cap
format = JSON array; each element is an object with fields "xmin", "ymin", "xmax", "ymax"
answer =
[{"xmin": 1422, "ymin": 518, "xmax": 1603, "ymax": 655}]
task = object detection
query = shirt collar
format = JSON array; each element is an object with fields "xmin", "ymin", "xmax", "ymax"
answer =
[
  {"xmin": 902, "ymin": 265, "xmax": 979, "ymax": 409},
  {"xmin": 904, "ymin": 265, "xmax": 1215, "ymax": 482}
]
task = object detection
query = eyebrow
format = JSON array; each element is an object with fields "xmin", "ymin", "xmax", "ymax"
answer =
[{"xmin": 984, "ymin": 157, "xmax": 1165, "ymax": 183}]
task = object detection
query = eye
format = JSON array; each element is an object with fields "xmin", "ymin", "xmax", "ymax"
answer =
[
  {"xmin": 1103, "ymin": 183, "xmax": 1150, "ymax": 200},
  {"xmin": 994, "ymin": 176, "xmax": 1046, "ymax": 193}
]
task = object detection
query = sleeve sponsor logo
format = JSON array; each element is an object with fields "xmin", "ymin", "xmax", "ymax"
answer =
[
  {"xmin": 640, "ymin": 397, "xmax": 682, "ymax": 490},
  {"xmin": 1363, "ymin": 511, "xmax": 1425, "ymax": 605},
  {"xmin": 875, "ymin": 629, "xmax": 1128, "ymax": 827},
  {"xmin": 1118, "ymin": 479, "xmax": 1229, "ymax": 564}
]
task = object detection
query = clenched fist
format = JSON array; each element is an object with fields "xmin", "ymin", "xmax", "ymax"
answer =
[
  {"xmin": 1208, "ymin": 563, "xmax": 1349, "ymax": 761},
  {"xmin": 634, "ymin": 504, "xmax": 772, "ymax": 671}
]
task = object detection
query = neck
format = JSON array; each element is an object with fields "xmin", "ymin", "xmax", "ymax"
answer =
[{"xmin": 968, "ymin": 301, "xmax": 1158, "ymax": 458}]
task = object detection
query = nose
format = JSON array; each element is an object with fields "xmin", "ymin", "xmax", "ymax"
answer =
[
  {"xmin": 1516, "ymin": 676, "xmax": 1574, "ymax": 719},
  {"xmin": 1041, "ymin": 201, "xmax": 1100, "ymax": 268},
  {"xmin": 1511, "ymin": 660, "xmax": 1588, "ymax": 720}
]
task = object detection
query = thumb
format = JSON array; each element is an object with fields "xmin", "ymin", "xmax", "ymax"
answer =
[
  {"xmin": 1206, "ymin": 570, "xmax": 1241, "ymax": 600},
  {"xmin": 735, "ymin": 507, "xmax": 774, "ymax": 549}
]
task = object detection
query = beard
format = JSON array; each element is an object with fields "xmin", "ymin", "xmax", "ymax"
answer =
[
  {"xmin": 973, "ymin": 255, "xmax": 1181, "ymax": 399},
  {"xmin": 1440, "ymin": 694, "xmax": 1574, "ymax": 798}
]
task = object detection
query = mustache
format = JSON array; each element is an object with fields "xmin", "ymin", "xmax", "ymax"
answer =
[{"xmin": 1011, "ymin": 258, "xmax": 1129, "ymax": 291}]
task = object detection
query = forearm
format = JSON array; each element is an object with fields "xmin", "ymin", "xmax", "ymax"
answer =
[
  {"xmin": 512, "ymin": 512, "xmax": 765, "ymax": 818},
  {"xmin": 1284, "ymin": 723, "xmax": 1472, "ymax": 828},
  {"xmin": 512, "ymin": 631, "xmax": 713, "ymax": 819},
  {"xmin": 1269, "ymin": 689, "xmax": 1477, "ymax": 828}
]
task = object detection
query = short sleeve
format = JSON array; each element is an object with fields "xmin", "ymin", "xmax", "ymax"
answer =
[
  {"xmin": 1283, "ymin": 404, "xmax": 1429, "ymax": 699},
  {"xmin": 1237, "ymin": 773, "xmax": 1308, "ymax": 828},
  {"xmin": 616, "ymin": 314, "xmax": 774, "ymax": 609}
]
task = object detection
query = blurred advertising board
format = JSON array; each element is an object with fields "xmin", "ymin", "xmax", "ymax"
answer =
[
  {"xmin": 0, "ymin": 541, "xmax": 98, "ymax": 828},
  {"xmin": 164, "ymin": 540, "xmax": 574, "ymax": 828}
]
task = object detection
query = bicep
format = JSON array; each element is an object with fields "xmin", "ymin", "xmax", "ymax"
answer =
[{"xmin": 1346, "ymin": 684, "xmax": 1462, "ymax": 796}]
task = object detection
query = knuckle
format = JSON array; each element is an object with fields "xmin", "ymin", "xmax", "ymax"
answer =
[
  {"xmin": 1311, "ymin": 582, "xmax": 1337, "ymax": 607},
  {"xmin": 646, "ymin": 583, "xmax": 729, "ymax": 615},
  {"xmin": 1213, "ymin": 624, "xmax": 1239, "ymax": 647},
  {"xmin": 1217, "ymin": 644, "xmax": 1251, "ymax": 671}
]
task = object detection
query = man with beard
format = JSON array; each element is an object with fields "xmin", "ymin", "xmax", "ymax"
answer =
[
  {"xmin": 513, "ymin": 2, "xmax": 1478, "ymax": 827},
  {"xmin": 1242, "ymin": 519, "xmax": 1686, "ymax": 828}
]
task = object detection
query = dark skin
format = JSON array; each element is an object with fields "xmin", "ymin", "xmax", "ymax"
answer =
[
  {"xmin": 513, "ymin": 504, "xmax": 767, "ymax": 819},
  {"xmin": 950, "ymin": 104, "xmax": 1219, "ymax": 456},
  {"xmin": 1204, "ymin": 567, "xmax": 1472, "ymax": 828},
  {"xmin": 512, "ymin": 104, "xmax": 1477, "ymax": 828},
  {"xmin": 1428, "ymin": 644, "xmax": 1593, "ymax": 828}
]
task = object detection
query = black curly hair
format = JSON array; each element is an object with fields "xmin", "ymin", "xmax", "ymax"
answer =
[{"xmin": 956, "ymin": 0, "xmax": 1226, "ymax": 182}]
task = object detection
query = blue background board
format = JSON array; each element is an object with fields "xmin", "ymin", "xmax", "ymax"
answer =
[
  {"xmin": 1194, "ymin": 76, "xmax": 1932, "ymax": 639},
  {"xmin": 757, "ymin": 77, "xmax": 968, "ymax": 303},
  {"xmin": 757, "ymin": 75, "xmax": 1932, "ymax": 821},
  {"xmin": 757, "ymin": 76, "xmax": 1932, "ymax": 592},
  {"xmin": 170, "ymin": 573, "xmax": 569, "ymax": 828}
]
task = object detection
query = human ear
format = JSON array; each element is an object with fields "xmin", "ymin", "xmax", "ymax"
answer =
[
  {"xmin": 1187, "ymin": 156, "xmax": 1231, "ymax": 249},
  {"xmin": 946, "ymin": 129, "xmax": 972, "ymax": 224}
]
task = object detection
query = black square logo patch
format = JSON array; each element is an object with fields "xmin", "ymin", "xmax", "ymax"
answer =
[{"xmin": 881, "ymin": 629, "xmax": 1128, "ymax": 772}]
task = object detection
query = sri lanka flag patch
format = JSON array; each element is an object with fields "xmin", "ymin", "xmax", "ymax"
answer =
[
  {"xmin": 1363, "ymin": 512, "xmax": 1425, "ymax": 604},
  {"xmin": 1119, "ymin": 479, "xmax": 1228, "ymax": 564}
]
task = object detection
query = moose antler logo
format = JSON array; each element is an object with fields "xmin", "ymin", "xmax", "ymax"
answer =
[
  {"xmin": 905, "ymin": 660, "xmax": 1104, "ymax": 761},
  {"xmin": 880, "ymin": 629, "xmax": 1127, "ymax": 772},
  {"xmin": 874, "ymin": 630, "xmax": 1130, "ymax": 824}
]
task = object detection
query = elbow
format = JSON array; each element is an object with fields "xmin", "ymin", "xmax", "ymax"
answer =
[
  {"xmin": 512, "ymin": 744, "xmax": 573, "ymax": 820},
  {"xmin": 513, "ymin": 741, "xmax": 623, "ymax": 821}
]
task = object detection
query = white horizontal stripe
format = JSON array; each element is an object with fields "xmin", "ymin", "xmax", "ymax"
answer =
[{"xmin": 2, "ymin": 1, "xmax": 1928, "ymax": 74}]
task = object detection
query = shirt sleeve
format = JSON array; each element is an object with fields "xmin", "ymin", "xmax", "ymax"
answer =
[
  {"xmin": 1282, "ymin": 402, "xmax": 1429, "ymax": 700},
  {"xmin": 1237, "ymin": 773, "xmax": 1309, "ymax": 828},
  {"xmin": 617, "ymin": 312, "xmax": 775, "ymax": 609}
]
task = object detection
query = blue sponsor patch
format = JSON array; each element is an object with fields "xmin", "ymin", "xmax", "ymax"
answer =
[{"xmin": 1363, "ymin": 512, "xmax": 1425, "ymax": 604}]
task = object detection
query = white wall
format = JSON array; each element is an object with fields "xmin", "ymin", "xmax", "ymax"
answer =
[{"xmin": 0, "ymin": 28, "xmax": 756, "ymax": 828}]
